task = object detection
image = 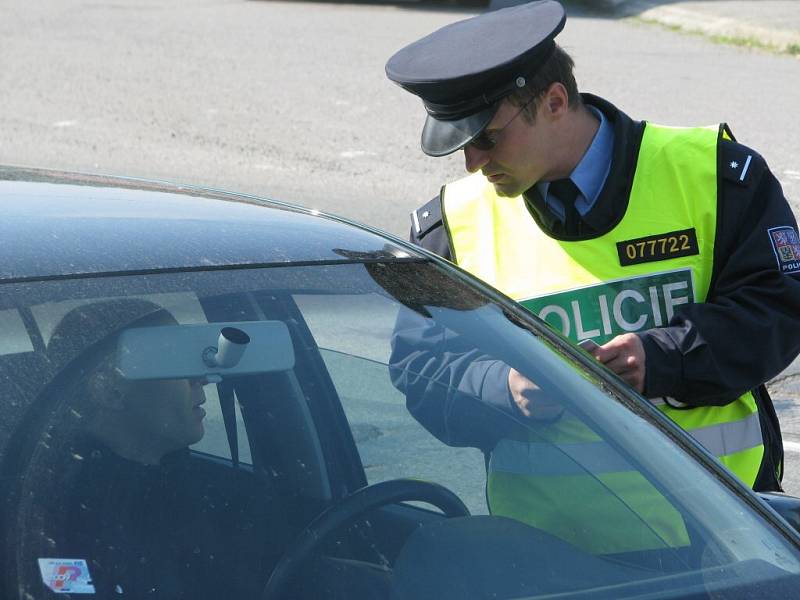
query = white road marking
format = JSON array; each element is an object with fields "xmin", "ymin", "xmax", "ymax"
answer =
[
  {"xmin": 784, "ymin": 170, "xmax": 800, "ymax": 180},
  {"xmin": 52, "ymin": 120, "xmax": 77, "ymax": 128},
  {"xmin": 253, "ymin": 163, "xmax": 292, "ymax": 172},
  {"xmin": 784, "ymin": 441, "xmax": 800, "ymax": 453},
  {"xmin": 340, "ymin": 150, "xmax": 375, "ymax": 158}
]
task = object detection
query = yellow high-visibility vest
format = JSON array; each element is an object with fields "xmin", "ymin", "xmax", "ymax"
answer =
[{"xmin": 441, "ymin": 123, "xmax": 764, "ymax": 551}]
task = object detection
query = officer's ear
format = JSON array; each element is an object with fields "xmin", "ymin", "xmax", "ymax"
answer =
[{"xmin": 542, "ymin": 82, "xmax": 569, "ymax": 120}]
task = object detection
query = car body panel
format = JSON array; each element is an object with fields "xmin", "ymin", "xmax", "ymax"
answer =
[
  {"xmin": 3, "ymin": 167, "xmax": 800, "ymax": 600},
  {"xmin": 0, "ymin": 167, "xmax": 409, "ymax": 281}
]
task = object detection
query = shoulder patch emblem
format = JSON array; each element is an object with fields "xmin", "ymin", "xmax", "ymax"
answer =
[{"xmin": 768, "ymin": 226, "xmax": 800, "ymax": 274}]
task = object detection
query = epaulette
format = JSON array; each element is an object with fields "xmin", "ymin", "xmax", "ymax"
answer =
[
  {"xmin": 410, "ymin": 195, "xmax": 443, "ymax": 240},
  {"xmin": 720, "ymin": 137, "xmax": 760, "ymax": 188}
]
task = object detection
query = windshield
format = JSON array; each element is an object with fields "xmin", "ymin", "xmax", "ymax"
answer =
[{"xmin": 2, "ymin": 258, "xmax": 799, "ymax": 599}]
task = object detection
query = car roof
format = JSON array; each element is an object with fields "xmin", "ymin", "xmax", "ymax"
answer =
[{"xmin": 0, "ymin": 166, "xmax": 416, "ymax": 282}]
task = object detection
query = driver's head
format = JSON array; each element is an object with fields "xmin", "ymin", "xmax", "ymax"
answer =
[{"xmin": 48, "ymin": 299, "xmax": 207, "ymax": 465}]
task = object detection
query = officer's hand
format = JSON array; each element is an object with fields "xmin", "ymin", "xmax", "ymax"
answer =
[
  {"xmin": 592, "ymin": 334, "xmax": 646, "ymax": 393},
  {"xmin": 508, "ymin": 368, "xmax": 563, "ymax": 420}
]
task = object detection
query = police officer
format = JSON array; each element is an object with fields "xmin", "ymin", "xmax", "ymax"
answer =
[{"xmin": 385, "ymin": 0, "xmax": 800, "ymax": 492}]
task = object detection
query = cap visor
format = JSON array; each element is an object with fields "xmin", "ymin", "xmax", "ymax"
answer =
[{"xmin": 421, "ymin": 104, "xmax": 499, "ymax": 157}]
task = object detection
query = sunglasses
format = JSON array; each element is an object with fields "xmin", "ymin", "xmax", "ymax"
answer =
[{"xmin": 468, "ymin": 98, "xmax": 536, "ymax": 152}]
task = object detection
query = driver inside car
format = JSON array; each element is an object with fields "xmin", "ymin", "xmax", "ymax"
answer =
[{"xmin": 39, "ymin": 299, "xmax": 276, "ymax": 599}]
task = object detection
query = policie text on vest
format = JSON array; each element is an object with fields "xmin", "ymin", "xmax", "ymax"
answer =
[{"xmin": 521, "ymin": 269, "xmax": 694, "ymax": 344}]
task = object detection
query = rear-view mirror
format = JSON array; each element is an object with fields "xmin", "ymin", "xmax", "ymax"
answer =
[{"xmin": 117, "ymin": 321, "xmax": 294, "ymax": 380}]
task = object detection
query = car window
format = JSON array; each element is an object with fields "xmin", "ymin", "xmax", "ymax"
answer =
[
  {"xmin": 2, "ymin": 260, "xmax": 800, "ymax": 600},
  {"xmin": 29, "ymin": 293, "xmax": 253, "ymax": 465},
  {"xmin": 0, "ymin": 308, "xmax": 34, "ymax": 354},
  {"xmin": 290, "ymin": 261, "xmax": 800, "ymax": 595},
  {"xmin": 295, "ymin": 292, "xmax": 489, "ymax": 514}
]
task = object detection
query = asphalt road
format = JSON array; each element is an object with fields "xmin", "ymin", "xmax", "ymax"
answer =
[{"xmin": 1, "ymin": 0, "xmax": 800, "ymax": 492}]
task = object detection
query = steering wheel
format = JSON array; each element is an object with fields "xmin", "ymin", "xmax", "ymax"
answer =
[{"xmin": 261, "ymin": 478, "xmax": 470, "ymax": 599}]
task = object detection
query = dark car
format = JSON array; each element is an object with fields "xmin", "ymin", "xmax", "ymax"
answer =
[{"xmin": 2, "ymin": 166, "xmax": 800, "ymax": 600}]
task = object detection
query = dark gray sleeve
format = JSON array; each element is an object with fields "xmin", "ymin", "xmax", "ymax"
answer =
[
  {"xmin": 640, "ymin": 143, "xmax": 800, "ymax": 405},
  {"xmin": 388, "ymin": 195, "xmax": 521, "ymax": 450},
  {"xmin": 389, "ymin": 307, "xmax": 518, "ymax": 451}
]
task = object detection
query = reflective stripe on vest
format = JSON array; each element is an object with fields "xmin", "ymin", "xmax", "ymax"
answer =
[
  {"xmin": 442, "ymin": 122, "xmax": 764, "ymax": 489},
  {"xmin": 486, "ymin": 406, "xmax": 692, "ymax": 553},
  {"xmin": 488, "ymin": 431, "xmax": 691, "ymax": 554},
  {"xmin": 490, "ymin": 438, "xmax": 634, "ymax": 476},
  {"xmin": 490, "ymin": 413, "xmax": 763, "ymax": 477},
  {"xmin": 487, "ymin": 426, "xmax": 689, "ymax": 554}
]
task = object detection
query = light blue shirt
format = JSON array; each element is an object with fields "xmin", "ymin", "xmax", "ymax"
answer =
[{"xmin": 536, "ymin": 105, "xmax": 614, "ymax": 222}]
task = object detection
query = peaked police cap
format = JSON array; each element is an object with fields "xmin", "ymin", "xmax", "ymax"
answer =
[{"xmin": 385, "ymin": 0, "xmax": 566, "ymax": 157}]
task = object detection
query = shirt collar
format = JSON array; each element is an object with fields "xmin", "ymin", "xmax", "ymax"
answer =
[
  {"xmin": 571, "ymin": 105, "xmax": 612, "ymax": 206},
  {"xmin": 535, "ymin": 104, "xmax": 613, "ymax": 215}
]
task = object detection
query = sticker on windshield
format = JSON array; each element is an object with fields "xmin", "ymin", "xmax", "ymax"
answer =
[{"xmin": 38, "ymin": 559, "xmax": 96, "ymax": 594}]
